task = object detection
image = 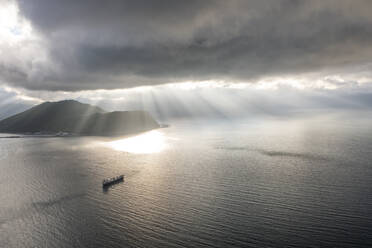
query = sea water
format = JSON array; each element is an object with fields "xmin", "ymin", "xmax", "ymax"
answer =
[{"xmin": 1, "ymin": 114, "xmax": 372, "ymax": 247}]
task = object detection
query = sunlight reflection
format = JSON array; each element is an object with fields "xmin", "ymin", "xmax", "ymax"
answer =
[{"xmin": 105, "ymin": 130, "xmax": 167, "ymax": 154}]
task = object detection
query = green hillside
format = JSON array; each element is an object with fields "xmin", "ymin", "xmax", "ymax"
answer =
[{"xmin": 0, "ymin": 100, "xmax": 159, "ymax": 136}]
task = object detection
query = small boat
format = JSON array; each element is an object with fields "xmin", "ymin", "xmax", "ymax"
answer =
[{"xmin": 102, "ymin": 175, "xmax": 124, "ymax": 187}]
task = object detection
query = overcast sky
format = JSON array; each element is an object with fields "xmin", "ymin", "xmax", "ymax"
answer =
[{"xmin": 0, "ymin": 0, "xmax": 372, "ymax": 118}]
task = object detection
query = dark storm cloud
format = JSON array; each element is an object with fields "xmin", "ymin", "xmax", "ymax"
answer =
[{"xmin": 4, "ymin": 0, "xmax": 372, "ymax": 90}]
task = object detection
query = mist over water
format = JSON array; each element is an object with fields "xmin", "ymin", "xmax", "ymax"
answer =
[{"xmin": 1, "ymin": 113, "xmax": 372, "ymax": 247}]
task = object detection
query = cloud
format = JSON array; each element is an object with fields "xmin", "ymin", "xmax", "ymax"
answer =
[
  {"xmin": 0, "ymin": 0, "xmax": 372, "ymax": 91},
  {"xmin": 0, "ymin": 86, "xmax": 40, "ymax": 119},
  {"xmin": 3, "ymin": 80, "xmax": 372, "ymax": 122}
]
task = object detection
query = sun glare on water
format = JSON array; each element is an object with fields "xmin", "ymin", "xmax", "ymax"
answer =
[{"xmin": 105, "ymin": 130, "xmax": 167, "ymax": 154}]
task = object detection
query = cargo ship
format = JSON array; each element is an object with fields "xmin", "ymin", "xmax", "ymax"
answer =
[{"xmin": 102, "ymin": 175, "xmax": 124, "ymax": 187}]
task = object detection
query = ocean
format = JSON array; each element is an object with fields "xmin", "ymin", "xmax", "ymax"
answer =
[{"xmin": 1, "ymin": 114, "xmax": 372, "ymax": 247}]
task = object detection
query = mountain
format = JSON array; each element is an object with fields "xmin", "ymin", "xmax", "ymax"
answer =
[{"xmin": 0, "ymin": 100, "xmax": 160, "ymax": 136}]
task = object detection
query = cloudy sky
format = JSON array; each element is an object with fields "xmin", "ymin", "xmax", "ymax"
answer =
[{"xmin": 1, "ymin": 0, "xmax": 372, "ymax": 119}]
